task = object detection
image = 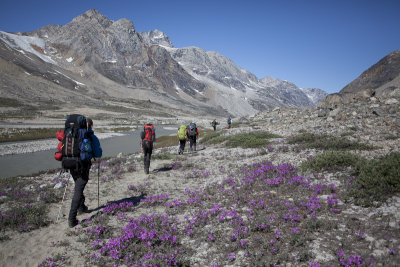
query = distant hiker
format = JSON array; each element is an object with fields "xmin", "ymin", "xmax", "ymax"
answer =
[
  {"xmin": 140, "ymin": 122, "xmax": 156, "ymax": 174},
  {"xmin": 227, "ymin": 116, "xmax": 232, "ymax": 129},
  {"xmin": 177, "ymin": 124, "xmax": 187, "ymax": 154},
  {"xmin": 58, "ymin": 114, "xmax": 102, "ymax": 228},
  {"xmin": 211, "ymin": 119, "xmax": 219, "ymax": 131},
  {"xmin": 187, "ymin": 122, "xmax": 199, "ymax": 152}
]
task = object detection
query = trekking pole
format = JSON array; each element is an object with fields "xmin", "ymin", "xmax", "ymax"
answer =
[
  {"xmin": 97, "ymin": 160, "xmax": 100, "ymax": 209},
  {"xmin": 56, "ymin": 172, "xmax": 69, "ymax": 223}
]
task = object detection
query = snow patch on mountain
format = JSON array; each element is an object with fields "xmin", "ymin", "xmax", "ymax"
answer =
[{"xmin": 0, "ymin": 31, "xmax": 56, "ymax": 64}]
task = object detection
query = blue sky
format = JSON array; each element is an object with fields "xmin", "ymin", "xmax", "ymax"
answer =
[{"xmin": 1, "ymin": 0, "xmax": 399, "ymax": 93}]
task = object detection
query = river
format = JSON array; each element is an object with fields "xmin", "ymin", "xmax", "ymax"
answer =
[{"xmin": 0, "ymin": 127, "xmax": 177, "ymax": 179}]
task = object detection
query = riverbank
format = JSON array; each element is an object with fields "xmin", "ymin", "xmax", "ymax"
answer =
[
  {"xmin": 0, "ymin": 132, "xmax": 126, "ymax": 157},
  {"xmin": 0, "ymin": 127, "xmax": 179, "ymax": 179}
]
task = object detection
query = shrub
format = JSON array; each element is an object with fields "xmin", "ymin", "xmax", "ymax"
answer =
[
  {"xmin": 225, "ymin": 132, "xmax": 281, "ymax": 148},
  {"xmin": 300, "ymin": 151, "xmax": 362, "ymax": 172},
  {"xmin": 152, "ymin": 152, "xmax": 177, "ymax": 160},
  {"xmin": 303, "ymin": 151, "xmax": 400, "ymax": 206},
  {"xmin": 202, "ymin": 131, "xmax": 281, "ymax": 148},
  {"xmin": 350, "ymin": 152, "xmax": 400, "ymax": 206},
  {"xmin": 0, "ymin": 128, "xmax": 59, "ymax": 143},
  {"xmin": 288, "ymin": 133, "xmax": 373, "ymax": 150},
  {"xmin": 0, "ymin": 204, "xmax": 48, "ymax": 232}
]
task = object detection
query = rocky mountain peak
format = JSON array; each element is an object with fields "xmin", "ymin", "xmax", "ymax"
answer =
[
  {"xmin": 112, "ymin": 19, "xmax": 136, "ymax": 33},
  {"xmin": 70, "ymin": 9, "xmax": 112, "ymax": 28},
  {"xmin": 140, "ymin": 29, "xmax": 173, "ymax": 48}
]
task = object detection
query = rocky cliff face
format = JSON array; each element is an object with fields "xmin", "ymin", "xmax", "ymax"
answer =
[
  {"xmin": 320, "ymin": 50, "xmax": 400, "ymax": 108},
  {"xmin": 0, "ymin": 9, "xmax": 326, "ymax": 119},
  {"xmin": 341, "ymin": 50, "xmax": 400, "ymax": 97}
]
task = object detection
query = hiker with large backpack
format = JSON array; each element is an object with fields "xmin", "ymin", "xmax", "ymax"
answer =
[
  {"xmin": 186, "ymin": 122, "xmax": 199, "ymax": 152},
  {"xmin": 56, "ymin": 114, "xmax": 102, "ymax": 228},
  {"xmin": 177, "ymin": 124, "xmax": 187, "ymax": 154},
  {"xmin": 211, "ymin": 119, "xmax": 219, "ymax": 131},
  {"xmin": 140, "ymin": 122, "xmax": 156, "ymax": 174}
]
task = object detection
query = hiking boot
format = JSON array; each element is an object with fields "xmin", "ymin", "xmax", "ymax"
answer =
[
  {"xmin": 78, "ymin": 204, "xmax": 89, "ymax": 214},
  {"xmin": 68, "ymin": 218, "xmax": 78, "ymax": 228}
]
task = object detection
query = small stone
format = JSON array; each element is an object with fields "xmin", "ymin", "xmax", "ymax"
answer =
[
  {"xmin": 54, "ymin": 182, "xmax": 64, "ymax": 189},
  {"xmin": 329, "ymin": 109, "xmax": 340, "ymax": 117},
  {"xmin": 385, "ymin": 98, "xmax": 399, "ymax": 105}
]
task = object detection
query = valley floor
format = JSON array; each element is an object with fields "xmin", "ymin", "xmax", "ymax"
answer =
[{"xmin": 0, "ymin": 100, "xmax": 399, "ymax": 266}]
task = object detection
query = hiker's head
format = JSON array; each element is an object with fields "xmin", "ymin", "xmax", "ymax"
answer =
[{"xmin": 87, "ymin": 118, "xmax": 93, "ymax": 128}]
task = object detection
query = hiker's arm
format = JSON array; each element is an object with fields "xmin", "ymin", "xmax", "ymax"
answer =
[{"xmin": 91, "ymin": 135, "xmax": 103, "ymax": 158}]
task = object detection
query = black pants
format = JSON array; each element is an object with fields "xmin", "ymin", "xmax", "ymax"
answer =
[
  {"xmin": 179, "ymin": 139, "xmax": 186, "ymax": 154},
  {"xmin": 213, "ymin": 125, "xmax": 216, "ymax": 131},
  {"xmin": 189, "ymin": 137, "xmax": 196, "ymax": 151},
  {"xmin": 68, "ymin": 164, "xmax": 90, "ymax": 221},
  {"xmin": 142, "ymin": 140, "xmax": 153, "ymax": 173}
]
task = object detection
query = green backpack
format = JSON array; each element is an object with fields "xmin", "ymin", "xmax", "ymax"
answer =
[{"xmin": 178, "ymin": 125, "xmax": 187, "ymax": 140}]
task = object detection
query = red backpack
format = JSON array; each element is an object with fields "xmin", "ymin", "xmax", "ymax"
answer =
[{"xmin": 143, "ymin": 124, "xmax": 154, "ymax": 142}]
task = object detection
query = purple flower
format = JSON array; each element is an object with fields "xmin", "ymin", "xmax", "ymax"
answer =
[
  {"xmin": 274, "ymin": 230, "xmax": 281, "ymax": 239},
  {"xmin": 336, "ymin": 250, "xmax": 345, "ymax": 257},
  {"xmin": 291, "ymin": 227, "xmax": 300, "ymax": 234},
  {"xmin": 329, "ymin": 183, "xmax": 336, "ymax": 191},
  {"xmin": 231, "ymin": 234, "xmax": 237, "ymax": 241},
  {"xmin": 228, "ymin": 253, "xmax": 235, "ymax": 261},
  {"xmin": 208, "ymin": 234, "xmax": 214, "ymax": 241},
  {"xmin": 356, "ymin": 230, "xmax": 366, "ymax": 239}
]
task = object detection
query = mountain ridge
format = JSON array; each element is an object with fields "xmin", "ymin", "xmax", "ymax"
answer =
[
  {"xmin": 0, "ymin": 9, "xmax": 327, "ymax": 120},
  {"xmin": 320, "ymin": 49, "xmax": 400, "ymax": 108}
]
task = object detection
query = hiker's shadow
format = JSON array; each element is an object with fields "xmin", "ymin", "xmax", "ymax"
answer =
[
  {"xmin": 185, "ymin": 146, "xmax": 206, "ymax": 155},
  {"xmin": 152, "ymin": 166, "xmax": 172, "ymax": 173},
  {"xmin": 81, "ymin": 193, "xmax": 146, "ymax": 222}
]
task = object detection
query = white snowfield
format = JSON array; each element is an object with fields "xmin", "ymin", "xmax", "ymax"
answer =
[{"xmin": 0, "ymin": 30, "xmax": 56, "ymax": 64}]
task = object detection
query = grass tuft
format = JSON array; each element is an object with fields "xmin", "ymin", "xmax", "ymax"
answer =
[
  {"xmin": 202, "ymin": 131, "xmax": 281, "ymax": 148},
  {"xmin": 288, "ymin": 133, "xmax": 373, "ymax": 150}
]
